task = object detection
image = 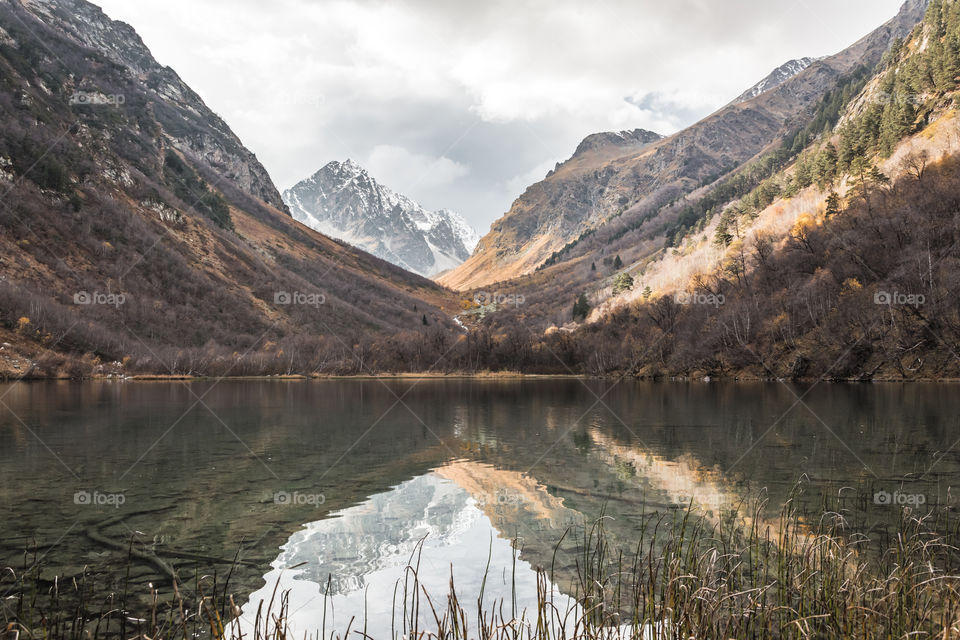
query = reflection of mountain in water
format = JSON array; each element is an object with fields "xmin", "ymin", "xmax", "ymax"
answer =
[
  {"xmin": 276, "ymin": 474, "xmax": 478, "ymax": 592},
  {"xmin": 240, "ymin": 472, "xmax": 577, "ymax": 639}
]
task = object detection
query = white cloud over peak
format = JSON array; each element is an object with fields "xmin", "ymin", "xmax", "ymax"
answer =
[{"xmin": 367, "ymin": 145, "xmax": 470, "ymax": 191}]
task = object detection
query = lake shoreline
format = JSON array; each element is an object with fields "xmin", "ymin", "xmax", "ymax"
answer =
[{"xmin": 4, "ymin": 371, "xmax": 960, "ymax": 382}]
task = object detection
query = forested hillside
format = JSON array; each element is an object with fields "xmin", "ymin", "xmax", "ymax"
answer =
[
  {"xmin": 0, "ymin": 0, "xmax": 457, "ymax": 378},
  {"xmin": 431, "ymin": 0, "xmax": 960, "ymax": 380}
]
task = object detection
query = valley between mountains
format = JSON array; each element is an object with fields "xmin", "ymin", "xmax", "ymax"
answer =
[{"xmin": 2, "ymin": 0, "xmax": 959, "ymax": 381}]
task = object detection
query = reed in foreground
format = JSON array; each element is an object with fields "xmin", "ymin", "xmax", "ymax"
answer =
[{"xmin": 4, "ymin": 492, "xmax": 960, "ymax": 639}]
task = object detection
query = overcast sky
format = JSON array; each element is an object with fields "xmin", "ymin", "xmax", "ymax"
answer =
[{"xmin": 94, "ymin": 0, "xmax": 904, "ymax": 233}]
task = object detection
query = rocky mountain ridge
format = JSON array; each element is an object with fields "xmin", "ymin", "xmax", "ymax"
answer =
[
  {"xmin": 732, "ymin": 57, "xmax": 818, "ymax": 104},
  {"xmin": 20, "ymin": 0, "xmax": 287, "ymax": 211},
  {"xmin": 439, "ymin": 0, "xmax": 930, "ymax": 291}
]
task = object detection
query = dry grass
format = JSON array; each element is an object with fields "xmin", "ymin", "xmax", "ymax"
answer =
[{"xmin": 4, "ymin": 489, "xmax": 959, "ymax": 640}]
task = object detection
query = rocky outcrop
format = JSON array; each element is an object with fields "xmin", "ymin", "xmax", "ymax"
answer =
[{"xmin": 572, "ymin": 128, "xmax": 663, "ymax": 156}]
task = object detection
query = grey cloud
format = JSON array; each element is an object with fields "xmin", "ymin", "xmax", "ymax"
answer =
[
  {"xmin": 624, "ymin": 92, "xmax": 714, "ymax": 132},
  {"xmin": 94, "ymin": 0, "xmax": 906, "ymax": 231}
]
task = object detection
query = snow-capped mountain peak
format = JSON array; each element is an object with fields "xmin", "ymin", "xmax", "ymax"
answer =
[{"xmin": 283, "ymin": 161, "xmax": 478, "ymax": 277}]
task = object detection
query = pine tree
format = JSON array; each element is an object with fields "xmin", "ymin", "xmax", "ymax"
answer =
[
  {"xmin": 714, "ymin": 208, "xmax": 737, "ymax": 246},
  {"xmin": 932, "ymin": 40, "xmax": 954, "ymax": 90},
  {"xmin": 613, "ymin": 255, "xmax": 623, "ymax": 269},
  {"xmin": 572, "ymin": 294, "xmax": 591, "ymax": 321},
  {"xmin": 590, "ymin": 262, "xmax": 596, "ymax": 271},
  {"xmin": 837, "ymin": 125, "xmax": 859, "ymax": 171},
  {"xmin": 612, "ymin": 272, "xmax": 634, "ymax": 295},
  {"xmin": 795, "ymin": 154, "xmax": 814, "ymax": 188},
  {"xmin": 858, "ymin": 105, "xmax": 883, "ymax": 152},
  {"xmin": 946, "ymin": 35, "xmax": 960, "ymax": 85},
  {"xmin": 814, "ymin": 143, "xmax": 839, "ymax": 189},
  {"xmin": 901, "ymin": 58, "xmax": 923, "ymax": 94},
  {"xmin": 825, "ymin": 191, "xmax": 842, "ymax": 218},
  {"xmin": 782, "ymin": 176, "xmax": 800, "ymax": 199},
  {"xmin": 879, "ymin": 93, "xmax": 915, "ymax": 156}
]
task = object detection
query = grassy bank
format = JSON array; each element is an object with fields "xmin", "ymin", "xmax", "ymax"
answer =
[{"xmin": 3, "ymin": 493, "xmax": 959, "ymax": 639}]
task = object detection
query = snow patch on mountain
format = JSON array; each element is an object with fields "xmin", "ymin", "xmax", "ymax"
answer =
[{"xmin": 733, "ymin": 57, "xmax": 819, "ymax": 104}]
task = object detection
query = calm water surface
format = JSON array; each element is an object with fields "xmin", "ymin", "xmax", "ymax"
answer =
[{"xmin": 1, "ymin": 380, "xmax": 959, "ymax": 635}]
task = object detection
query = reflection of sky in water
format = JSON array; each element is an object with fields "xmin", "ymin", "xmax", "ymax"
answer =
[{"xmin": 238, "ymin": 473, "xmax": 576, "ymax": 639}]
